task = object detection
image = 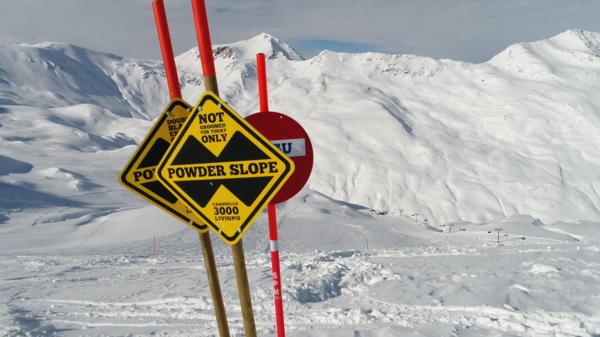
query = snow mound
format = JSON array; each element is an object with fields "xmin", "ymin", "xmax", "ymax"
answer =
[
  {"xmin": 545, "ymin": 220, "xmax": 600, "ymax": 242},
  {"xmin": 529, "ymin": 264, "xmax": 559, "ymax": 274},
  {"xmin": 36, "ymin": 167, "xmax": 100, "ymax": 191},
  {"xmin": 286, "ymin": 250, "xmax": 400, "ymax": 303}
]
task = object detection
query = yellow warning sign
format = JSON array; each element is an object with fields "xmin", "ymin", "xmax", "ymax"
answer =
[
  {"xmin": 119, "ymin": 99, "xmax": 208, "ymax": 233},
  {"xmin": 157, "ymin": 92, "xmax": 294, "ymax": 245}
]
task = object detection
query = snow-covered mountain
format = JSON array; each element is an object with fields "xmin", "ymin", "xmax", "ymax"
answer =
[
  {"xmin": 1, "ymin": 30, "xmax": 600, "ymax": 249},
  {"xmin": 0, "ymin": 42, "xmax": 170, "ymax": 119}
]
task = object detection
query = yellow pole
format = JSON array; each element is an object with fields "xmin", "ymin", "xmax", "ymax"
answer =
[
  {"xmin": 199, "ymin": 232, "xmax": 230, "ymax": 337},
  {"xmin": 231, "ymin": 240, "xmax": 258, "ymax": 337}
]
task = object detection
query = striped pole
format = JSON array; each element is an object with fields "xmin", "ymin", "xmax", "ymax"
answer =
[{"xmin": 257, "ymin": 52, "xmax": 286, "ymax": 337}]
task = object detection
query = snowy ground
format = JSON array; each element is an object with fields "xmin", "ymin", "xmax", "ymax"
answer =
[{"xmin": 2, "ymin": 200, "xmax": 600, "ymax": 337}]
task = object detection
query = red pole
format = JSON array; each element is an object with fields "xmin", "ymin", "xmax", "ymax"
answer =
[
  {"xmin": 191, "ymin": 0, "xmax": 217, "ymax": 91},
  {"xmin": 152, "ymin": 0, "xmax": 182, "ymax": 100},
  {"xmin": 257, "ymin": 53, "xmax": 269, "ymax": 112},
  {"xmin": 257, "ymin": 53, "xmax": 286, "ymax": 337}
]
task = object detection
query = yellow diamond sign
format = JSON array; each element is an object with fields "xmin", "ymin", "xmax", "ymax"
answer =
[
  {"xmin": 156, "ymin": 92, "xmax": 294, "ymax": 245},
  {"xmin": 119, "ymin": 99, "xmax": 208, "ymax": 233}
]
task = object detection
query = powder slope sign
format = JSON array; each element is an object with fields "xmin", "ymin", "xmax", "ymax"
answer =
[
  {"xmin": 157, "ymin": 92, "xmax": 294, "ymax": 245},
  {"xmin": 119, "ymin": 99, "xmax": 208, "ymax": 233}
]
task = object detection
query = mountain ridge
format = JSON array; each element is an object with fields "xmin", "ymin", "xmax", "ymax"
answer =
[{"xmin": 1, "ymin": 30, "xmax": 600, "ymax": 228}]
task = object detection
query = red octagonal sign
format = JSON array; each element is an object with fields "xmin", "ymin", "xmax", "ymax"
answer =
[{"xmin": 245, "ymin": 111, "xmax": 313, "ymax": 204}]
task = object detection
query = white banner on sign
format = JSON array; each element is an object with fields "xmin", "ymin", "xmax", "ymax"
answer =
[{"xmin": 272, "ymin": 138, "xmax": 306, "ymax": 157}]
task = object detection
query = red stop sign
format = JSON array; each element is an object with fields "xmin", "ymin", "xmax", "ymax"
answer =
[{"xmin": 245, "ymin": 111, "xmax": 313, "ymax": 204}]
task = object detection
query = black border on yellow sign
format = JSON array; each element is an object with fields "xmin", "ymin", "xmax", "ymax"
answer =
[
  {"xmin": 119, "ymin": 99, "xmax": 208, "ymax": 232},
  {"xmin": 157, "ymin": 93, "xmax": 293, "ymax": 243}
]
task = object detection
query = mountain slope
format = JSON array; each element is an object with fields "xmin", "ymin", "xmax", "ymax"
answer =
[
  {"xmin": 176, "ymin": 29, "xmax": 600, "ymax": 225},
  {"xmin": 0, "ymin": 42, "xmax": 168, "ymax": 118},
  {"xmin": 1, "ymin": 30, "xmax": 600, "ymax": 248}
]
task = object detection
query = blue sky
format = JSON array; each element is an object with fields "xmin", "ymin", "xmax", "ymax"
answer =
[{"xmin": 2, "ymin": 0, "xmax": 600, "ymax": 62}]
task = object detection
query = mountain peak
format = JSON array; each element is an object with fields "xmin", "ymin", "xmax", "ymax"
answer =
[
  {"xmin": 488, "ymin": 29, "xmax": 600, "ymax": 76},
  {"xmin": 548, "ymin": 29, "xmax": 600, "ymax": 56},
  {"xmin": 176, "ymin": 33, "xmax": 303, "ymax": 70},
  {"xmin": 230, "ymin": 33, "xmax": 304, "ymax": 61}
]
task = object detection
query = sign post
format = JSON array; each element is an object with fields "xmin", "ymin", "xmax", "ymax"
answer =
[
  {"xmin": 186, "ymin": 2, "xmax": 293, "ymax": 337},
  {"xmin": 157, "ymin": 91, "xmax": 294, "ymax": 337},
  {"xmin": 122, "ymin": 2, "xmax": 308, "ymax": 337},
  {"xmin": 150, "ymin": 3, "xmax": 229, "ymax": 337},
  {"xmin": 258, "ymin": 53, "xmax": 286, "ymax": 337},
  {"xmin": 245, "ymin": 53, "xmax": 314, "ymax": 337}
]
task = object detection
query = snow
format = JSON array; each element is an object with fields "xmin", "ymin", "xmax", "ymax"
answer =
[
  {"xmin": 2, "ymin": 228, "xmax": 600, "ymax": 336},
  {"xmin": 1, "ymin": 30, "xmax": 600, "ymax": 336}
]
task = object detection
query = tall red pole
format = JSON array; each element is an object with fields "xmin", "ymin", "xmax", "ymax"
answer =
[
  {"xmin": 257, "ymin": 52, "xmax": 287, "ymax": 337},
  {"xmin": 191, "ymin": 0, "xmax": 217, "ymax": 92},
  {"xmin": 152, "ymin": 2, "xmax": 230, "ymax": 337},
  {"xmin": 191, "ymin": 2, "xmax": 256, "ymax": 337},
  {"xmin": 152, "ymin": 0, "xmax": 182, "ymax": 100},
  {"xmin": 257, "ymin": 53, "xmax": 269, "ymax": 112}
]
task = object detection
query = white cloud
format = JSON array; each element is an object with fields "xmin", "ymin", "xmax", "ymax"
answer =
[{"xmin": 1, "ymin": 0, "xmax": 600, "ymax": 62}]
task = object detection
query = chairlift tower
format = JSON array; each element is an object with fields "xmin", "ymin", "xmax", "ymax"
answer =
[{"xmin": 494, "ymin": 226, "xmax": 503, "ymax": 245}]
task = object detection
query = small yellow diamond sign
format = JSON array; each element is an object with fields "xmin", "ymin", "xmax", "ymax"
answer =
[
  {"xmin": 119, "ymin": 99, "xmax": 208, "ymax": 233},
  {"xmin": 156, "ymin": 92, "xmax": 294, "ymax": 245}
]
